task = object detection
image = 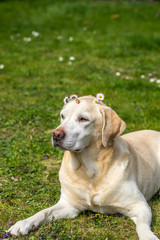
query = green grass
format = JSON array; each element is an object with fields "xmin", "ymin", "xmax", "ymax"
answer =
[{"xmin": 0, "ymin": 0, "xmax": 160, "ymax": 239}]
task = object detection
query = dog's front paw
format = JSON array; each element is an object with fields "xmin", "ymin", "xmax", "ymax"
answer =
[
  {"xmin": 151, "ymin": 236, "xmax": 159, "ymax": 240},
  {"xmin": 7, "ymin": 219, "xmax": 36, "ymax": 236},
  {"xmin": 147, "ymin": 236, "xmax": 159, "ymax": 240},
  {"xmin": 140, "ymin": 233, "xmax": 159, "ymax": 240},
  {"xmin": 147, "ymin": 233, "xmax": 159, "ymax": 240}
]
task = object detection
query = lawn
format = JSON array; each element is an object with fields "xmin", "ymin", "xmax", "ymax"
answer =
[{"xmin": 0, "ymin": 0, "xmax": 160, "ymax": 239}]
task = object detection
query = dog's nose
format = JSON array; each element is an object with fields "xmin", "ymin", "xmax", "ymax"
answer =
[{"xmin": 53, "ymin": 127, "xmax": 65, "ymax": 141}]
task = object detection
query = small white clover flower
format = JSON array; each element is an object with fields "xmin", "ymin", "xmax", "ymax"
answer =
[
  {"xmin": 69, "ymin": 56, "xmax": 75, "ymax": 61},
  {"xmin": 141, "ymin": 75, "xmax": 145, "ymax": 79},
  {"xmin": 156, "ymin": 79, "xmax": 160, "ymax": 84},
  {"xmin": 69, "ymin": 36, "xmax": 73, "ymax": 42},
  {"xmin": 23, "ymin": 37, "xmax": 31, "ymax": 42},
  {"xmin": 96, "ymin": 93, "xmax": 104, "ymax": 101},
  {"xmin": 68, "ymin": 61, "xmax": 72, "ymax": 65},
  {"xmin": 0, "ymin": 64, "xmax": 5, "ymax": 69},
  {"xmin": 149, "ymin": 78, "xmax": 156, "ymax": 83},
  {"xmin": 116, "ymin": 72, "xmax": 121, "ymax": 76},
  {"xmin": 64, "ymin": 96, "xmax": 69, "ymax": 104},
  {"xmin": 32, "ymin": 31, "xmax": 39, "ymax": 37},
  {"xmin": 59, "ymin": 56, "xmax": 64, "ymax": 62}
]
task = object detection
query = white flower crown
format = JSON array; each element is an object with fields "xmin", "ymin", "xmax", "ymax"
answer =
[{"xmin": 64, "ymin": 93, "xmax": 104, "ymax": 105}]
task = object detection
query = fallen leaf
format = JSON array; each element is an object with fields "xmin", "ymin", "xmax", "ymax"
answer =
[
  {"xmin": 11, "ymin": 176, "xmax": 18, "ymax": 182},
  {"xmin": 111, "ymin": 14, "xmax": 120, "ymax": 19}
]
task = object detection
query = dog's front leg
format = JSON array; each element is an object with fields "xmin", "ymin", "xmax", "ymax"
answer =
[
  {"xmin": 7, "ymin": 199, "xmax": 80, "ymax": 236},
  {"xmin": 128, "ymin": 201, "xmax": 159, "ymax": 240}
]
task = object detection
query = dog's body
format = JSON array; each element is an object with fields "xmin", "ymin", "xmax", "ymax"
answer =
[
  {"xmin": 8, "ymin": 96, "xmax": 160, "ymax": 240},
  {"xmin": 60, "ymin": 130, "xmax": 160, "ymax": 213}
]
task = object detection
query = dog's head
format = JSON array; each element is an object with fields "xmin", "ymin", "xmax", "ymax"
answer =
[{"xmin": 52, "ymin": 95, "xmax": 126, "ymax": 152}]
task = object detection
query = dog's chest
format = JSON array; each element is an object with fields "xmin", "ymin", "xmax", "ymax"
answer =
[
  {"xmin": 61, "ymin": 173, "xmax": 118, "ymax": 213},
  {"xmin": 71, "ymin": 182, "xmax": 101, "ymax": 206},
  {"xmin": 80, "ymin": 183, "xmax": 108, "ymax": 208},
  {"xmin": 59, "ymin": 153, "xmax": 124, "ymax": 213}
]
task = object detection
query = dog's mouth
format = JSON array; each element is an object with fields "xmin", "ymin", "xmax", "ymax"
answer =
[
  {"xmin": 55, "ymin": 144, "xmax": 81, "ymax": 152},
  {"xmin": 52, "ymin": 136, "xmax": 84, "ymax": 152},
  {"xmin": 53, "ymin": 142, "xmax": 66, "ymax": 151},
  {"xmin": 74, "ymin": 149, "xmax": 82, "ymax": 152},
  {"xmin": 53, "ymin": 140, "xmax": 82, "ymax": 152}
]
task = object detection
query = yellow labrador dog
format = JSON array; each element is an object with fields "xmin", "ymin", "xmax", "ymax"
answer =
[{"xmin": 8, "ymin": 95, "xmax": 160, "ymax": 240}]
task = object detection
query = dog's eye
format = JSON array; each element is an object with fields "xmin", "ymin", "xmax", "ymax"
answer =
[
  {"xmin": 61, "ymin": 114, "xmax": 65, "ymax": 120},
  {"xmin": 79, "ymin": 117, "xmax": 89, "ymax": 122}
]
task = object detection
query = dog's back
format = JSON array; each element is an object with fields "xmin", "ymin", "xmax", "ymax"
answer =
[{"xmin": 122, "ymin": 130, "xmax": 160, "ymax": 199}]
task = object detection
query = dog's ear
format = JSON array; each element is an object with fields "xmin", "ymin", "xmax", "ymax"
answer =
[{"xmin": 100, "ymin": 106, "xmax": 126, "ymax": 148}]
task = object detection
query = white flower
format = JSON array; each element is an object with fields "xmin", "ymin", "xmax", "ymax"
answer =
[
  {"xmin": 57, "ymin": 35, "xmax": 63, "ymax": 40},
  {"xmin": 70, "ymin": 94, "xmax": 78, "ymax": 100},
  {"xmin": 68, "ymin": 61, "xmax": 72, "ymax": 65},
  {"xmin": 93, "ymin": 98, "xmax": 99, "ymax": 103},
  {"xmin": 69, "ymin": 36, "xmax": 73, "ymax": 42},
  {"xmin": 141, "ymin": 75, "xmax": 145, "ymax": 79},
  {"xmin": 0, "ymin": 64, "xmax": 5, "ymax": 69},
  {"xmin": 10, "ymin": 35, "xmax": 14, "ymax": 41},
  {"xmin": 125, "ymin": 76, "xmax": 130, "ymax": 80},
  {"xmin": 23, "ymin": 37, "xmax": 31, "ymax": 42},
  {"xmin": 32, "ymin": 31, "xmax": 39, "ymax": 37},
  {"xmin": 116, "ymin": 72, "xmax": 121, "ymax": 76},
  {"xmin": 69, "ymin": 56, "xmax": 75, "ymax": 61},
  {"xmin": 83, "ymin": 27, "xmax": 87, "ymax": 31},
  {"xmin": 149, "ymin": 78, "xmax": 156, "ymax": 83},
  {"xmin": 156, "ymin": 79, "xmax": 160, "ymax": 84},
  {"xmin": 64, "ymin": 97, "xmax": 69, "ymax": 104},
  {"xmin": 148, "ymin": 73, "xmax": 152, "ymax": 77},
  {"xmin": 59, "ymin": 56, "xmax": 64, "ymax": 62},
  {"xmin": 96, "ymin": 93, "xmax": 104, "ymax": 101}
]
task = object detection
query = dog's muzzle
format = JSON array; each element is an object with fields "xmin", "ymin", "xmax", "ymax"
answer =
[{"xmin": 52, "ymin": 127, "xmax": 66, "ymax": 147}]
